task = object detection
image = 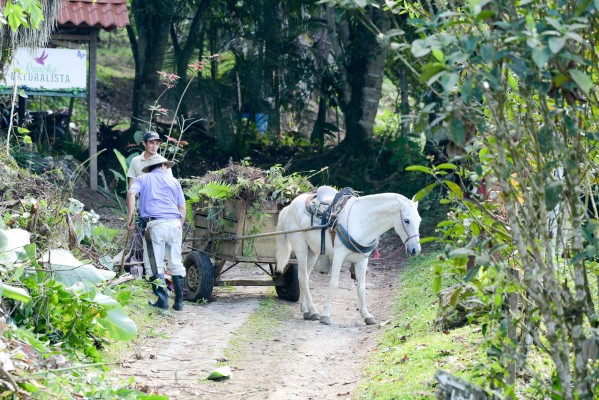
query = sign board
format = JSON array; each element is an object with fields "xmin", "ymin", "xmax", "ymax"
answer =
[{"xmin": 0, "ymin": 48, "xmax": 87, "ymax": 97}]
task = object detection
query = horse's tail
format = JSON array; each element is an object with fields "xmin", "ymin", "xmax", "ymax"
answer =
[{"xmin": 275, "ymin": 205, "xmax": 292, "ymax": 274}]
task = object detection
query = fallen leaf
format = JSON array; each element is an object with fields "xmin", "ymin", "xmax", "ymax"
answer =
[{"xmin": 207, "ymin": 366, "xmax": 231, "ymax": 381}]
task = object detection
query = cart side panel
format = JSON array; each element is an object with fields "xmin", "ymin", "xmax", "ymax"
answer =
[
  {"xmin": 193, "ymin": 199, "xmax": 284, "ymax": 260},
  {"xmin": 193, "ymin": 199, "xmax": 245, "ymax": 257},
  {"xmin": 240, "ymin": 203, "xmax": 279, "ymax": 259}
]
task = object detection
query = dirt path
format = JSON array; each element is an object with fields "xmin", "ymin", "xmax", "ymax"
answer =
[{"xmin": 112, "ymin": 233, "xmax": 406, "ymax": 399}]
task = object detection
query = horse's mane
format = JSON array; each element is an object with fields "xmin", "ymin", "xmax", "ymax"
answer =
[{"xmin": 359, "ymin": 192, "xmax": 412, "ymax": 204}]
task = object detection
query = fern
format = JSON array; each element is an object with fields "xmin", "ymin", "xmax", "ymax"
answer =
[
  {"xmin": 184, "ymin": 181, "xmax": 236, "ymax": 226},
  {"xmin": 200, "ymin": 181, "xmax": 236, "ymax": 200}
]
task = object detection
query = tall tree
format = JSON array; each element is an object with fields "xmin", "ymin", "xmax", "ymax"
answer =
[
  {"xmin": 127, "ymin": 0, "xmax": 179, "ymax": 131},
  {"xmin": 325, "ymin": 3, "xmax": 391, "ymax": 149},
  {"xmin": 169, "ymin": 0, "xmax": 211, "ymax": 117}
]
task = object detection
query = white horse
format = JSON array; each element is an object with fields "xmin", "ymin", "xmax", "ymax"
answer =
[{"xmin": 276, "ymin": 192, "xmax": 421, "ymax": 325}]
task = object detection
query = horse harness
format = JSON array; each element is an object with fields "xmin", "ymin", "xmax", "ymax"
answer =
[{"xmin": 305, "ymin": 187, "xmax": 379, "ymax": 256}]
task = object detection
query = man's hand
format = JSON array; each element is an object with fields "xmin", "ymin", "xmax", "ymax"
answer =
[
  {"xmin": 127, "ymin": 214, "xmax": 135, "ymax": 230},
  {"xmin": 126, "ymin": 189, "xmax": 137, "ymax": 231}
]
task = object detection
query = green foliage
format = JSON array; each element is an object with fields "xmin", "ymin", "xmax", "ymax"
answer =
[
  {"xmin": 357, "ymin": 251, "xmax": 484, "ymax": 399},
  {"xmin": 2, "ymin": 0, "xmax": 44, "ymax": 30},
  {"xmin": 362, "ymin": 0, "xmax": 599, "ymax": 396},
  {"xmin": 14, "ymin": 276, "xmax": 106, "ymax": 361}
]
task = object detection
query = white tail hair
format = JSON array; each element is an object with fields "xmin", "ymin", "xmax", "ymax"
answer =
[{"xmin": 275, "ymin": 205, "xmax": 292, "ymax": 274}]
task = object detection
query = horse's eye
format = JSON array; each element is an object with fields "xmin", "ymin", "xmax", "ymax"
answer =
[{"xmin": 404, "ymin": 219, "xmax": 410, "ymax": 224}]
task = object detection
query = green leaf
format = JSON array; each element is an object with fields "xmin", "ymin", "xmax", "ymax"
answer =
[
  {"xmin": 470, "ymin": 222, "xmax": 480, "ymax": 237},
  {"xmin": 449, "ymin": 286, "xmax": 462, "ymax": 307},
  {"xmin": 444, "ymin": 180, "xmax": 464, "ymax": 199},
  {"xmin": 413, "ymin": 183, "xmax": 438, "ymax": 202},
  {"xmin": 0, "ymin": 228, "xmax": 30, "ymax": 265},
  {"xmin": 494, "ymin": 293, "xmax": 503, "ymax": 308},
  {"xmin": 475, "ymin": 10, "xmax": 495, "ymax": 20},
  {"xmin": 431, "ymin": 48, "xmax": 444, "ymax": 62},
  {"xmin": 432, "ymin": 276, "xmax": 442, "ymax": 293},
  {"xmin": 464, "ymin": 264, "xmax": 481, "ymax": 282},
  {"xmin": 441, "ymin": 72, "xmax": 460, "ymax": 92},
  {"xmin": 0, "ymin": 282, "xmax": 31, "ymax": 302},
  {"xmin": 436, "ymin": 163, "xmax": 457, "ymax": 170},
  {"xmin": 94, "ymin": 292, "xmax": 138, "ymax": 340},
  {"xmin": 113, "ymin": 149, "xmax": 129, "ymax": 187},
  {"xmin": 207, "ymin": 366, "xmax": 232, "ymax": 380},
  {"xmin": 411, "ymin": 39, "xmax": 431, "ymax": 57},
  {"xmin": 548, "ymin": 37, "xmax": 566, "ymax": 54},
  {"xmin": 405, "ymin": 165, "xmax": 433, "ymax": 174},
  {"xmin": 449, "ymin": 248, "xmax": 476, "ymax": 257},
  {"xmin": 569, "ymin": 69, "xmax": 594, "ymax": 96},
  {"xmin": 109, "ymin": 168, "xmax": 125, "ymax": 182},
  {"xmin": 450, "ymin": 117, "xmax": 466, "ymax": 145},
  {"xmin": 41, "ymin": 249, "xmax": 116, "ymax": 288},
  {"xmin": 532, "ymin": 46, "xmax": 551, "ymax": 68},
  {"xmin": 419, "ymin": 63, "xmax": 447, "ymax": 83}
]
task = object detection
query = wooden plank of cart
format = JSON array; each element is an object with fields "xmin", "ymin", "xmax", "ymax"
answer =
[{"xmin": 182, "ymin": 198, "xmax": 301, "ymax": 302}]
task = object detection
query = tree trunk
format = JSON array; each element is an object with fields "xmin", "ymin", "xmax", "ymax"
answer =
[
  {"xmin": 129, "ymin": 0, "xmax": 175, "ymax": 131},
  {"xmin": 326, "ymin": 4, "xmax": 390, "ymax": 150},
  {"xmin": 171, "ymin": 0, "xmax": 211, "ymax": 118}
]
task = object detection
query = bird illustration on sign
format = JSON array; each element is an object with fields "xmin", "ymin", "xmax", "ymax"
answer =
[{"xmin": 34, "ymin": 50, "xmax": 48, "ymax": 65}]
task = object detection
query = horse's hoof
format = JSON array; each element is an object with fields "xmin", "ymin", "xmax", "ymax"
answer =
[
  {"xmin": 310, "ymin": 313, "xmax": 320, "ymax": 321},
  {"xmin": 320, "ymin": 316, "xmax": 331, "ymax": 325},
  {"xmin": 303, "ymin": 312, "xmax": 312, "ymax": 320},
  {"xmin": 364, "ymin": 317, "xmax": 378, "ymax": 325}
]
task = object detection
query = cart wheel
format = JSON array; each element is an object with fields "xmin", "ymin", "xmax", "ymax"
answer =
[
  {"xmin": 275, "ymin": 264, "xmax": 300, "ymax": 302},
  {"xmin": 184, "ymin": 251, "xmax": 214, "ymax": 302}
]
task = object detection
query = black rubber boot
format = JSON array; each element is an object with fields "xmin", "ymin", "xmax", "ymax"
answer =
[
  {"xmin": 148, "ymin": 274, "xmax": 169, "ymax": 309},
  {"xmin": 172, "ymin": 275, "xmax": 184, "ymax": 311}
]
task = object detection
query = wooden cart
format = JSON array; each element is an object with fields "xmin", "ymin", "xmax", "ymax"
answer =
[{"xmin": 182, "ymin": 199, "xmax": 300, "ymax": 302}]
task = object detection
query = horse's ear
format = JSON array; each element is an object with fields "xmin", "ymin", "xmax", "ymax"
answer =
[{"xmin": 412, "ymin": 195, "xmax": 419, "ymax": 208}]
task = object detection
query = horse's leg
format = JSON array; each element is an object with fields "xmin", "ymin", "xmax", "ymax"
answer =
[
  {"xmin": 354, "ymin": 259, "xmax": 377, "ymax": 325},
  {"xmin": 319, "ymin": 251, "xmax": 345, "ymax": 325},
  {"xmin": 292, "ymin": 242, "xmax": 320, "ymax": 321},
  {"xmin": 303, "ymin": 249, "xmax": 320, "ymax": 320}
]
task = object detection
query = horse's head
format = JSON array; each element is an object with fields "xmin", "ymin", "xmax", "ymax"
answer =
[{"xmin": 394, "ymin": 196, "xmax": 422, "ymax": 256}]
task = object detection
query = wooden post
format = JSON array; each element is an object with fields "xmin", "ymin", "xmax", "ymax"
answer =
[{"xmin": 88, "ymin": 28, "xmax": 98, "ymax": 191}]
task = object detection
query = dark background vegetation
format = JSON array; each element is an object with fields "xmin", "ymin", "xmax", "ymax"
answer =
[{"xmin": 2, "ymin": 2, "xmax": 442, "ymax": 210}]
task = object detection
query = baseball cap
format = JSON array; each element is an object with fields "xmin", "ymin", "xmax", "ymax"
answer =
[{"xmin": 143, "ymin": 131, "xmax": 162, "ymax": 142}]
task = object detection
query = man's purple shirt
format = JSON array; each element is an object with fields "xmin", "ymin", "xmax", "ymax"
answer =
[{"xmin": 130, "ymin": 169, "xmax": 185, "ymax": 220}]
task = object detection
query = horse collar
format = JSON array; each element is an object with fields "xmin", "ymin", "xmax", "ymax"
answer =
[{"xmin": 334, "ymin": 222, "xmax": 379, "ymax": 255}]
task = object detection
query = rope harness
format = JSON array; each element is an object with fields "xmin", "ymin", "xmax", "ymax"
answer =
[
  {"xmin": 306, "ymin": 190, "xmax": 420, "ymax": 259},
  {"xmin": 307, "ymin": 187, "xmax": 378, "ymax": 256}
]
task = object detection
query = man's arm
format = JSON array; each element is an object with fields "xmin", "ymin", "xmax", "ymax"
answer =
[
  {"xmin": 126, "ymin": 188, "xmax": 137, "ymax": 230},
  {"xmin": 178, "ymin": 203, "xmax": 186, "ymax": 228}
]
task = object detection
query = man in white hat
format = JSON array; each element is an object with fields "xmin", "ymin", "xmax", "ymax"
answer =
[
  {"xmin": 126, "ymin": 155, "xmax": 187, "ymax": 311},
  {"xmin": 125, "ymin": 131, "xmax": 173, "ymax": 276}
]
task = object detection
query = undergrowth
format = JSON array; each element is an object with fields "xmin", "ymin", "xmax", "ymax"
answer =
[{"xmin": 357, "ymin": 249, "xmax": 483, "ymax": 399}]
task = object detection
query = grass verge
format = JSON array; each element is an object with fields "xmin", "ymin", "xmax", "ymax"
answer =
[
  {"xmin": 356, "ymin": 249, "xmax": 484, "ymax": 399},
  {"xmin": 222, "ymin": 288, "xmax": 292, "ymax": 362}
]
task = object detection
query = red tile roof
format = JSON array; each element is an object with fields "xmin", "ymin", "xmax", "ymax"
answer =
[{"xmin": 57, "ymin": 0, "xmax": 130, "ymax": 30}]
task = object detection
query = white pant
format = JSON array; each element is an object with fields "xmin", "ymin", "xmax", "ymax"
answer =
[{"xmin": 143, "ymin": 219, "xmax": 186, "ymax": 277}]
